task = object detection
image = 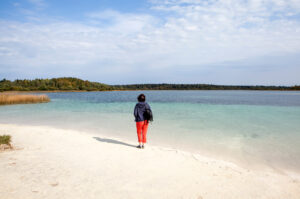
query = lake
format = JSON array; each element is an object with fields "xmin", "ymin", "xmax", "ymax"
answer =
[{"xmin": 1, "ymin": 90, "xmax": 300, "ymax": 172}]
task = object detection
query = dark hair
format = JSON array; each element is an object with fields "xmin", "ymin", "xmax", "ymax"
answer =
[{"xmin": 137, "ymin": 94, "xmax": 146, "ymax": 102}]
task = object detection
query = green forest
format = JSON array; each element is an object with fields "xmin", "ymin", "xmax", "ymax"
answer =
[
  {"xmin": 0, "ymin": 77, "xmax": 299, "ymax": 92},
  {"xmin": 0, "ymin": 78, "xmax": 113, "ymax": 91}
]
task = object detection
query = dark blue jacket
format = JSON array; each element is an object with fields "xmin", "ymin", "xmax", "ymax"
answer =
[{"xmin": 134, "ymin": 102, "xmax": 151, "ymax": 122}]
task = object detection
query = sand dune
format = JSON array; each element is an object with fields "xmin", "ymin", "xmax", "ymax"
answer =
[{"xmin": 0, "ymin": 124, "xmax": 299, "ymax": 199}]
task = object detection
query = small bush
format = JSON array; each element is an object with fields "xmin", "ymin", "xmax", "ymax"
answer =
[{"xmin": 0, "ymin": 135, "xmax": 11, "ymax": 145}]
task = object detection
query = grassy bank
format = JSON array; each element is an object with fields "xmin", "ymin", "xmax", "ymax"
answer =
[{"xmin": 0, "ymin": 94, "xmax": 50, "ymax": 105}]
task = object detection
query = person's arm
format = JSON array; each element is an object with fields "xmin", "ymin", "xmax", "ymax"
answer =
[{"xmin": 134, "ymin": 104, "xmax": 138, "ymax": 118}]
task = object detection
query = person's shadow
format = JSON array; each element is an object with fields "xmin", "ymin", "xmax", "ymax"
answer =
[{"xmin": 93, "ymin": 137, "xmax": 136, "ymax": 148}]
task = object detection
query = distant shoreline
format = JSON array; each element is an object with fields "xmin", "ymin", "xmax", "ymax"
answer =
[
  {"xmin": 1, "ymin": 89, "xmax": 300, "ymax": 94},
  {"xmin": 1, "ymin": 77, "xmax": 299, "ymax": 92}
]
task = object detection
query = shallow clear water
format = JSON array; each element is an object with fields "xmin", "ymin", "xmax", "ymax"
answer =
[{"xmin": 1, "ymin": 90, "xmax": 300, "ymax": 172}]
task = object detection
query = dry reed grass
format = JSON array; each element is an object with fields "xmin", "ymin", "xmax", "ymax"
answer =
[{"xmin": 0, "ymin": 94, "xmax": 50, "ymax": 105}]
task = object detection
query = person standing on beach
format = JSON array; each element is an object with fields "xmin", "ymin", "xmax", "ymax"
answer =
[{"xmin": 134, "ymin": 94, "xmax": 153, "ymax": 149}]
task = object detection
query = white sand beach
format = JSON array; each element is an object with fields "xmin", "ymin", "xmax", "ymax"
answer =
[{"xmin": 0, "ymin": 123, "xmax": 299, "ymax": 199}]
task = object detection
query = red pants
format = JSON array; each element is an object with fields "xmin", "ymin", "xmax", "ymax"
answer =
[{"xmin": 136, "ymin": 120, "xmax": 149, "ymax": 143}]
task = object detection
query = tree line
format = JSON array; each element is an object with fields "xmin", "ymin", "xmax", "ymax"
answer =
[
  {"xmin": 0, "ymin": 77, "xmax": 299, "ymax": 92},
  {"xmin": 0, "ymin": 77, "xmax": 112, "ymax": 91}
]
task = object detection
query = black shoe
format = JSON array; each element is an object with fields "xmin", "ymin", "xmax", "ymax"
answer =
[
  {"xmin": 137, "ymin": 145, "xmax": 142, "ymax": 149},
  {"xmin": 142, "ymin": 145, "xmax": 145, "ymax": 149}
]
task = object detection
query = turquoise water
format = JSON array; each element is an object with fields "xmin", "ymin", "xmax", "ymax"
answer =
[{"xmin": 1, "ymin": 91, "xmax": 300, "ymax": 172}]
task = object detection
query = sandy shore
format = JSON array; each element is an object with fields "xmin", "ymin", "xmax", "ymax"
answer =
[{"xmin": 0, "ymin": 124, "xmax": 299, "ymax": 199}]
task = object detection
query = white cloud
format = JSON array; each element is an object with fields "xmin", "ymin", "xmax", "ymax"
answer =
[
  {"xmin": 13, "ymin": 2, "xmax": 21, "ymax": 7},
  {"xmin": 0, "ymin": 0, "xmax": 300, "ymax": 84},
  {"xmin": 87, "ymin": 9, "xmax": 159, "ymax": 34},
  {"xmin": 27, "ymin": 0, "xmax": 46, "ymax": 9}
]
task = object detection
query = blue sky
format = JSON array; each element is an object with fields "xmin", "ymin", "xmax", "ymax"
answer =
[{"xmin": 0, "ymin": 0, "xmax": 300, "ymax": 85}]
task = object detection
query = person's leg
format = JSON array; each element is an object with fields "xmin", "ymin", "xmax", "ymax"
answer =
[
  {"xmin": 136, "ymin": 121, "xmax": 143, "ymax": 147},
  {"xmin": 142, "ymin": 120, "xmax": 149, "ymax": 146}
]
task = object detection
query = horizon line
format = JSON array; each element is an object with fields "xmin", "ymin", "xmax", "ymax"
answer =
[{"xmin": 1, "ymin": 77, "xmax": 299, "ymax": 87}]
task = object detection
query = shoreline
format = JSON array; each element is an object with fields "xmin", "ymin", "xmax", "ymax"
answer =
[
  {"xmin": 2, "ymin": 89, "xmax": 300, "ymax": 94},
  {"xmin": 1, "ymin": 123, "xmax": 299, "ymax": 198}
]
